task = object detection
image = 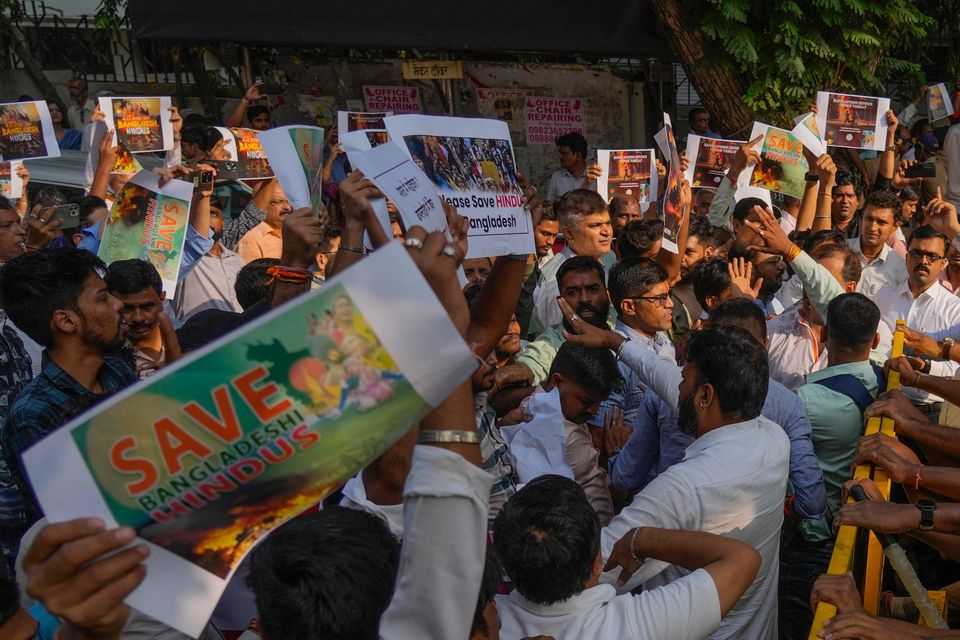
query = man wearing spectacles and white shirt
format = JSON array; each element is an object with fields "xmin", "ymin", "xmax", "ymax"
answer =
[
  {"xmin": 589, "ymin": 257, "xmax": 676, "ymax": 436},
  {"xmin": 874, "ymin": 225, "xmax": 960, "ymax": 419}
]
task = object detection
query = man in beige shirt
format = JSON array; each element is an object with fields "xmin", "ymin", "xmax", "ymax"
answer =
[{"xmin": 238, "ymin": 180, "xmax": 293, "ymax": 263}]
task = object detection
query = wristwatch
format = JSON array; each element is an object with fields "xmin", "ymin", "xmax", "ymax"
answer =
[
  {"xmin": 917, "ymin": 499, "xmax": 936, "ymax": 531},
  {"xmin": 940, "ymin": 337, "xmax": 956, "ymax": 360}
]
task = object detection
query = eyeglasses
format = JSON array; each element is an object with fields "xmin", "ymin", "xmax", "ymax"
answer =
[
  {"xmin": 632, "ymin": 294, "xmax": 671, "ymax": 308},
  {"xmin": 907, "ymin": 249, "xmax": 945, "ymax": 263}
]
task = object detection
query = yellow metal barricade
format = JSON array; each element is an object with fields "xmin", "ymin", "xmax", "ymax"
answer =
[{"xmin": 807, "ymin": 321, "xmax": 904, "ymax": 638}]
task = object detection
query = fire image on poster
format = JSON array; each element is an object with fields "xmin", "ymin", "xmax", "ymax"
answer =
[
  {"xmin": 0, "ymin": 101, "xmax": 59, "ymax": 161},
  {"xmin": 741, "ymin": 122, "xmax": 809, "ymax": 199},
  {"xmin": 596, "ymin": 149, "xmax": 657, "ymax": 205},
  {"xmin": 113, "ymin": 145, "xmax": 144, "ymax": 175},
  {"xmin": 525, "ymin": 97, "xmax": 584, "ymax": 145},
  {"xmin": 229, "ymin": 128, "xmax": 274, "ymax": 180},
  {"xmin": 338, "ymin": 111, "xmax": 391, "ymax": 147},
  {"xmin": 654, "ymin": 113, "xmax": 685, "ymax": 254},
  {"xmin": 98, "ymin": 171, "xmax": 191, "ymax": 297},
  {"xmin": 100, "ymin": 96, "xmax": 174, "ymax": 153},
  {"xmin": 363, "ymin": 86, "xmax": 422, "ymax": 114},
  {"xmin": 384, "ymin": 114, "xmax": 534, "ymax": 258},
  {"xmin": 0, "ymin": 161, "xmax": 23, "ymax": 199},
  {"xmin": 685, "ymin": 135, "xmax": 740, "ymax": 189},
  {"xmin": 23, "ymin": 242, "xmax": 476, "ymax": 637},
  {"xmin": 816, "ymin": 91, "xmax": 890, "ymax": 152}
]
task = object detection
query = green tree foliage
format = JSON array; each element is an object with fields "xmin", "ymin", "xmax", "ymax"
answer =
[{"xmin": 692, "ymin": 0, "xmax": 932, "ymax": 126}]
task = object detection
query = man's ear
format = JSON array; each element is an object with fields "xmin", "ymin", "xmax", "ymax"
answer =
[
  {"xmin": 704, "ymin": 246, "xmax": 716, "ymax": 259},
  {"xmin": 872, "ymin": 332, "xmax": 880, "ymax": 349},
  {"xmin": 51, "ymin": 308, "xmax": 79, "ymax": 337},
  {"xmin": 699, "ymin": 382, "xmax": 715, "ymax": 410},
  {"xmin": 620, "ymin": 298, "xmax": 637, "ymax": 318},
  {"xmin": 548, "ymin": 372, "xmax": 564, "ymax": 389}
]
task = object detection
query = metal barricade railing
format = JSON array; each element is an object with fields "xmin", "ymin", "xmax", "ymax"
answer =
[{"xmin": 807, "ymin": 320, "xmax": 905, "ymax": 638}]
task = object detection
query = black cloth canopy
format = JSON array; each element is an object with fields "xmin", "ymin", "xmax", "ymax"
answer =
[{"xmin": 128, "ymin": 0, "xmax": 669, "ymax": 57}]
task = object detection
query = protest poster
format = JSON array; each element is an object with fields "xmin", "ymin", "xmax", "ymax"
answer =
[
  {"xmin": 23, "ymin": 241, "xmax": 477, "ymax": 637},
  {"xmin": 98, "ymin": 171, "xmax": 191, "ymax": 297},
  {"xmin": 362, "ymin": 86, "xmax": 422, "ymax": 114},
  {"xmin": 524, "ymin": 97, "xmax": 584, "ymax": 145},
  {"xmin": 0, "ymin": 100, "xmax": 59, "ymax": 161},
  {"xmin": 596, "ymin": 149, "xmax": 657, "ymax": 205},
  {"xmin": 338, "ymin": 111, "xmax": 391, "ymax": 148},
  {"xmin": 792, "ymin": 112, "xmax": 827, "ymax": 157},
  {"xmin": 384, "ymin": 114, "xmax": 534, "ymax": 258},
  {"xmin": 257, "ymin": 125, "xmax": 325, "ymax": 217},
  {"xmin": 347, "ymin": 140, "xmax": 448, "ymax": 235},
  {"xmin": 0, "ymin": 161, "xmax": 23, "ymax": 199},
  {"xmin": 213, "ymin": 128, "xmax": 274, "ymax": 181},
  {"xmin": 654, "ymin": 113, "xmax": 685, "ymax": 254},
  {"xmin": 815, "ymin": 91, "xmax": 890, "ymax": 151},
  {"xmin": 99, "ymin": 96, "xmax": 174, "ymax": 153},
  {"xmin": 928, "ymin": 83, "xmax": 955, "ymax": 122},
  {"xmin": 740, "ymin": 122, "xmax": 809, "ymax": 199},
  {"xmin": 684, "ymin": 135, "xmax": 740, "ymax": 189}
]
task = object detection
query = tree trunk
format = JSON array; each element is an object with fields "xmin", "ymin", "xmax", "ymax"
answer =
[
  {"xmin": 0, "ymin": 14, "xmax": 62, "ymax": 105},
  {"xmin": 650, "ymin": 0, "xmax": 755, "ymax": 137},
  {"xmin": 185, "ymin": 46, "xmax": 222, "ymax": 122}
]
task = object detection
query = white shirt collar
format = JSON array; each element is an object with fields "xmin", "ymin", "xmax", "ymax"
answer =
[
  {"xmin": 849, "ymin": 236, "xmax": 890, "ymax": 263},
  {"xmin": 615, "ymin": 319, "xmax": 664, "ymax": 348},
  {"xmin": 508, "ymin": 583, "xmax": 616, "ymax": 617}
]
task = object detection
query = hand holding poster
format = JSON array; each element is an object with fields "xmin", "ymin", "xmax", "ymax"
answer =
[
  {"xmin": 928, "ymin": 83, "xmax": 955, "ymax": 123},
  {"xmin": 684, "ymin": 135, "xmax": 741, "ymax": 189},
  {"xmin": 596, "ymin": 149, "xmax": 657, "ymax": 205},
  {"xmin": 338, "ymin": 111, "xmax": 391, "ymax": 148},
  {"xmin": 654, "ymin": 113, "xmax": 685, "ymax": 254},
  {"xmin": 98, "ymin": 170, "xmax": 192, "ymax": 297},
  {"xmin": 815, "ymin": 91, "xmax": 891, "ymax": 151},
  {"xmin": 0, "ymin": 101, "xmax": 60, "ymax": 161},
  {"xmin": 0, "ymin": 160, "xmax": 23, "ymax": 199},
  {"xmin": 383, "ymin": 114, "xmax": 534, "ymax": 258},
  {"xmin": 257, "ymin": 125, "xmax": 326, "ymax": 217},
  {"xmin": 99, "ymin": 97, "xmax": 175, "ymax": 153},
  {"xmin": 791, "ymin": 112, "xmax": 827, "ymax": 157},
  {"xmin": 23, "ymin": 241, "xmax": 476, "ymax": 638},
  {"xmin": 740, "ymin": 122, "xmax": 810, "ymax": 199}
]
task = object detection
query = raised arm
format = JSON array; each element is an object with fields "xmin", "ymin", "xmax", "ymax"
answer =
[
  {"xmin": 226, "ymin": 83, "xmax": 263, "ymax": 128},
  {"xmin": 328, "ymin": 171, "xmax": 391, "ymax": 278},
  {"xmin": 811, "ymin": 154, "xmax": 837, "ymax": 232},
  {"xmin": 89, "ymin": 129, "xmax": 119, "ymax": 201}
]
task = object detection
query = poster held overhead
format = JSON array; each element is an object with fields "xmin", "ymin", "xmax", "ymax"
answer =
[
  {"xmin": 347, "ymin": 141, "xmax": 447, "ymax": 235},
  {"xmin": 257, "ymin": 125, "xmax": 326, "ymax": 218},
  {"xmin": 0, "ymin": 161, "xmax": 23, "ymax": 199},
  {"xmin": 99, "ymin": 96, "xmax": 175, "ymax": 153},
  {"xmin": 383, "ymin": 114, "xmax": 534, "ymax": 258},
  {"xmin": 23, "ymin": 242, "xmax": 476, "ymax": 638},
  {"xmin": 338, "ymin": 111, "xmax": 391, "ymax": 148},
  {"xmin": 653, "ymin": 113, "xmax": 685, "ymax": 254},
  {"xmin": 684, "ymin": 135, "xmax": 741, "ymax": 189},
  {"xmin": 97, "ymin": 170, "xmax": 192, "ymax": 298},
  {"xmin": 815, "ymin": 91, "xmax": 890, "ymax": 151},
  {"xmin": 791, "ymin": 112, "xmax": 827, "ymax": 157},
  {"xmin": 928, "ymin": 83, "xmax": 955, "ymax": 123},
  {"xmin": 212, "ymin": 128, "xmax": 274, "ymax": 181},
  {"xmin": 739, "ymin": 122, "xmax": 809, "ymax": 199},
  {"xmin": 596, "ymin": 149, "xmax": 657, "ymax": 205},
  {"xmin": 0, "ymin": 100, "xmax": 60, "ymax": 161}
]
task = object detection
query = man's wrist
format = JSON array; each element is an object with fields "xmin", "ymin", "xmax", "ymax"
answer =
[{"xmin": 608, "ymin": 332, "xmax": 627, "ymax": 352}]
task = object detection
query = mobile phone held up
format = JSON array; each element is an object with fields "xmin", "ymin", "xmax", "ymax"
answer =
[
  {"xmin": 47, "ymin": 203, "xmax": 81, "ymax": 230},
  {"xmin": 210, "ymin": 160, "xmax": 240, "ymax": 182},
  {"xmin": 193, "ymin": 170, "xmax": 215, "ymax": 192},
  {"xmin": 904, "ymin": 162, "xmax": 936, "ymax": 179}
]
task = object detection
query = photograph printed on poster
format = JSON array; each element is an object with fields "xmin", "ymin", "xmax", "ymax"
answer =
[{"xmin": 402, "ymin": 135, "xmax": 521, "ymax": 195}]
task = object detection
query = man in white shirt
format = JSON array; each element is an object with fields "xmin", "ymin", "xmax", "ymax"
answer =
[
  {"xmin": 531, "ymin": 189, "xmax": 615, "ymax": 334},
  {"xmin": 558, "ymin": 313, "xmax": 790, "ymax": 640},
  {"xmin": 846, "ymin": 190, "xmax": 907, "ymax": 296},
  {"xmin": 545, "ymin": 132, "xmax": 600, "ymax": 201},
  {"xmin": 494, "ymin": 474, "xmax": 761, "ymax": 640},
  {"xmin": 875, "ymin": 225, "xmax": 960, "ymax": 414}
]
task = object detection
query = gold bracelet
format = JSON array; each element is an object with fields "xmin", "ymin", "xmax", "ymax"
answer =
[{"xmin": 417, "ymin": 430, "xmax": 479, "ymax": 444}]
